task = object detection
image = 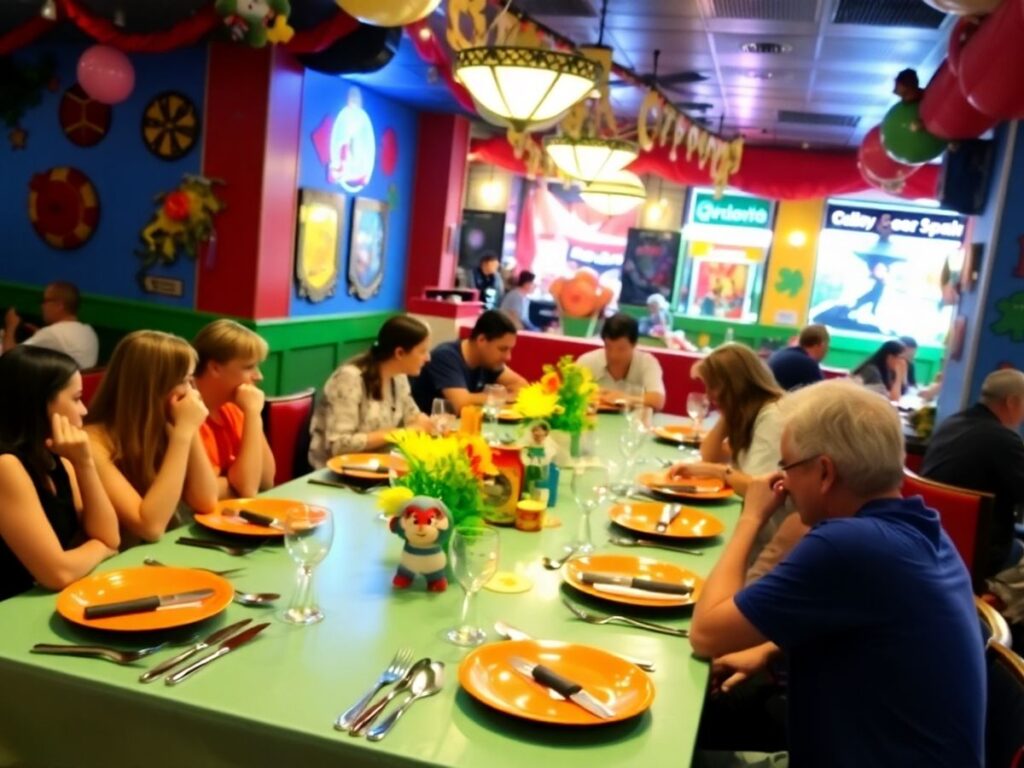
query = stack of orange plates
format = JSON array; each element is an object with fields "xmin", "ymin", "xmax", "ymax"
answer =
[
  {"xmin": 194, "ymin": 497, "xmax": 316, "ymax": 537},
  {"xmin": 653, "ymin": 423, "xmax": 704, "ymax": 445},
  {"xmin": 609, "ymin": 500, "xmax": 725, "ymax": 539},
  {"xmin": 459, "ymin": 639, "xmax": 655, "ymax": 725},
  {"xmin": 564, "ymin": 553, "xmax": 701, "ymax": 608},
  {"xmin": 56, "ymin": 567, "xmax": 233, "ymax": 632},
  {"xmin": 325, "ymin": 452, "xmax": 406, "ymax": 481},
  {"xmin": 636, "ymin": 471, "xmax": 735, "ymax": 501}
]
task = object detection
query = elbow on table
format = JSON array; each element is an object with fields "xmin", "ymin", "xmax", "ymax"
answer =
[
  {"xmin": 34, "ymin": 564, "xmax": 86, "ymax": 592},
  {"xmin": 688, "ymin": 625, "xmax": 717, "ymax": 660}
]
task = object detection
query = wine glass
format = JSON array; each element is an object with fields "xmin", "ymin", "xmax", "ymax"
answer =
[
  {"xmin": 686, "ymin": 392, "xmax": 710, "ymax": 436},
  {"xmin": 570, "ymin": 461, "xmax": 611, "ymax": 554},
  {"xmin": 618, "ymin": 412, "xmax": 649, "ymax": 492},
  {"xmin": 431, "ymin": 398, "xmax": 455, "ymax": 436},
  {"xmin": 280, "ymin": 505, "xmax": 334, "ymax": 625},
  {"xmin": 446, "ymin": 527, "xmax": 500, "ymax": 647},
  {"xmin": 482, "ymin": 384, "xmax": 506, "ymax": 443}
]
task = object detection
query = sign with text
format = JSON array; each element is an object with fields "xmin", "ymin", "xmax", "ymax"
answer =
[
  {"xmin": 824, "ymin": 203, "xmax": 966, "ymax": 243},
  {"xmin": 690, "ymin": 191, "xmax": 772, "ymax": 229}
]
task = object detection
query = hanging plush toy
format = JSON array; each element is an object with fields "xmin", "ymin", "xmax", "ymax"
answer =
[
  {"xmin": 389, "ymin": 496, "xmax": 451, "ymax": 592},
  {"xmin": 215, "ymin": 0, "xmax": 292, "ymax": 47}
]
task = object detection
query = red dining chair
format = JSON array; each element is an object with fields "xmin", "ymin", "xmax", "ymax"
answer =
[
  {"xmin": 261, "ymin": 388, "xmax": 315, "ymax": 486},
  {"xmin": 902, "ymin": 468, "xmax": 994, "ymax": 590},
  {"xmin": 986, "ymin": 641, "xmax": 1024, "ymax": 768},
  {"xmin": 80, "ymin": 367, "xmax": 105, "ymax": 407}
]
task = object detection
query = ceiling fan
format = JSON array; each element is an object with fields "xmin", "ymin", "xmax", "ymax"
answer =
[{"xmin": 610, "ymin": 50, "xmax": 708, "ymax": 92}]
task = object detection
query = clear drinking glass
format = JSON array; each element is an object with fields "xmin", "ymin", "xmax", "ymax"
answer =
[
  {"xmin": 482, "ymin": 384, "xmax": 506, "ymax": 443},
  {"xmin": 570, "ymin": 461, "xmax": 611, "ymax": 554},
  {"xmin": 446, "ymin": 527, "xmax": 500, "ymax": 647},
  {"xmin": 686, "ymin": 392, "xmax": 710, "ymax": 435},
  {"xmin": 431, "ymin": 398, "xmax": 456, "ymax": 436},
  {"xmin": 281, "ymin": 505, "xmax": 334, "ymax": 625},
  {"xmin": 618, "ymin": 411, "xmax": 650, "ymax": 492}
]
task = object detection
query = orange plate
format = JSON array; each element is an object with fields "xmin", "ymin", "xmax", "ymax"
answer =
[
  {"xmin": 56, "ymin": 566, "xmax": 233, "ymax": 632},
  {"xmin": 498, "ymin": 408, "xmax": 523, "ymax": 423},
  {"xmin": 564, "ymin": 553, "xmax": 701, "ymax": 608},
  {"xmin": 636, "ymin": 471, "xmax": 735, "ymax": 501},
  {"xmin": 653, "ymin": 423, "xmax": 704, "ymax": 445},
  {"xmin": 193, "ymin": 497, "xmax": 316, "ymax": 537},
  {"xmin": 325, "ymin": 452, "xmax": 406, "ymax": 481},
  {"xmin": 459, "ymin": 639, "xmax": 655, "ymax": 725},
  {"xmin": 609, "ymin": 501, "xmax": 726, "ymax": 539}
]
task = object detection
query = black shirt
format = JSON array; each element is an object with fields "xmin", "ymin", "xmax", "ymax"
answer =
[
  {"xmin": 0, "ymin": 453, "xmax": 78, "ymax": 601},
  {"xmin": 471, "ymin": 268, "xmax": 504, "ymax": 311},
  {"xmin": 767, "ymin": 346, "xmax": 823, "ymax": 391},
  {"xmin": 921, "ymin": 402, "xmax": 1024, "ymax": 578},
  {"xmin": 409, "ymin": 340, "xmax": 502, "ymax": 414}
]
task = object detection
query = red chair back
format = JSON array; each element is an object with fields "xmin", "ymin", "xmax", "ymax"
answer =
[
  {"xmin": 902, "ymin": 468, "xmax": 994, "ymax": 588},
  {"xmin": 80, "ymin": 368, "xmax": 105, "ymax": 407},
  {"xmin": 261, "ymin": 388, "xmax": 315, "ymax": 486}
]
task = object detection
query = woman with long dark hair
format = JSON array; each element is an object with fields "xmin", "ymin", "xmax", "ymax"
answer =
[
  {"xmin": 308, "ymin": 316, "xmax": 433, "ymax": 467},
  {"xmin": 853, "ymin": 339, "xmax": 907, "ymax": 402},
  {"xmin": 0, "ymin": 346, "xmax": 119, "ymax": 600}
]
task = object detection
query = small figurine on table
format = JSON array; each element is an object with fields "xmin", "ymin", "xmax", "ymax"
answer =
[
  {"xmin": 521, "ymin": 420, "xmax": 558, "ymax": 503},
  {"xmin": 389, "ymin": 496, "xmax": 450, "ymax": 592}
]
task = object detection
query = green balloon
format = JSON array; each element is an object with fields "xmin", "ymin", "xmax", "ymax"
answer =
[{"xmin": 881, "ymin": 101, "xmax": 946, "ymax": 165}]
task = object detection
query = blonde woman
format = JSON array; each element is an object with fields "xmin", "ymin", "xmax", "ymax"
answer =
[
  {"xmin": 192, "ymin": 320, "xmax": 275, "ymax": 499},
  {"xmin": 85, "ymin": 331, "xmax": 217, "ymax": 543},
  {"xmin": 671, "ymin": 343, "xmax": 807, "ymax": 580}
]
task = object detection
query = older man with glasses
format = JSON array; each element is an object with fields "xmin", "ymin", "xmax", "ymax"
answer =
[
  {"xmin": 691, "ymin": 379, "xmax": 984, "ymax": 768},
  {"xmin": 2, "ymin": 281, "xmax": 98, "ymax": 369}
]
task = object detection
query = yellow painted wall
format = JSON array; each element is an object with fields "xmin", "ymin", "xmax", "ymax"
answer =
[{"xmin": 759, "ymin": 198, "xmax": 825, "ymax": 328}]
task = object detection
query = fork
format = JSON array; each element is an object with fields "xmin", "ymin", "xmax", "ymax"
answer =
[
  {"xmin": 176, "ymin": 537, "xmax": 257, "ymax": 556},
  {"xmin": 561, "ymin": 597, "xmax": 689, "ymax": 638},
  {"xmin": 334, "ymin": 648, "xmax": 415, "ymax": 731},
  {"xmin": 143, "ymin": 557, "xmax": 244, "ymax": 577},
  {"xmin": 31, "ymin": 642, "xmax": 170, "ymax": 664},
  {"xmin": 608, "ymin": 535, "xmax": 704, "ymax": 556}
]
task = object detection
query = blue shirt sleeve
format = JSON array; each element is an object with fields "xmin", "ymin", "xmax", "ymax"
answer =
[{"xmin": 734, "ymin": 521, "xmax": 880, "ymax": 650}]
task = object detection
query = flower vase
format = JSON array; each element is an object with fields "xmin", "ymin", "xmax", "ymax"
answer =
[{"xmin": 551, "ymin": 429, "xmax": 583, "ymax": 467}]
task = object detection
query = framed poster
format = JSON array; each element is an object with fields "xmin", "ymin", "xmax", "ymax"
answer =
[
  {"xmin": 620, "ymin": 228, "xmax": 682, "ymax": 306},
  {"xmin": 458, "ymin": 209, "xmax": 506, "ymax": 272},
  {"xmin": 295, "ymin": 188, "xmax": 345, "ymax": 303},
  {"xmin": 349, "ymin": 197, "xmax": 387, "ymax": 300}
]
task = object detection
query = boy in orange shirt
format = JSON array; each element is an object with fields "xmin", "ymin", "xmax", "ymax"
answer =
[{"xmin": 193, "ymin": 320, "xmax": 275, "ymax": 499}]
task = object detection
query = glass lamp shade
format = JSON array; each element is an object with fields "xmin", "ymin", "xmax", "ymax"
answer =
[
  {"xmin": 580, "ymin": 170, "xmax": 646, "ymax": 216},
  {"xmin": 454, "ymin": 47, "xmax": 600, "ymax": 133},
  {"xmin": 543, "ymin": 136, "xmax": 638, "ymax": 182},
  {"xmin": 337, "ymin": 0, "xmax": 441, "ymax": 26}
]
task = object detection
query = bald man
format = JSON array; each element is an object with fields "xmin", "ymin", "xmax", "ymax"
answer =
[{"xmin": 2, "ymin": 282, "xmax": 98, "ymax": 369}]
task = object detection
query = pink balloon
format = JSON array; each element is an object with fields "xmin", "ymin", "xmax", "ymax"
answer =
[{"xmin": 77, "ymin": 45, "xmax": 135, "ymax": 105}]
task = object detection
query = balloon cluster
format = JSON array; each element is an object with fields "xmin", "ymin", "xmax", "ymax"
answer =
[{"xmin": 859, "ymin": 0, "xmax": 1024, "ymax": 191}]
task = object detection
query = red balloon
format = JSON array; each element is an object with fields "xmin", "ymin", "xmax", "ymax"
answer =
[
  {"xmin": 920, "ymin": 61, "xmax": 997, "ymax": 140},
  {"xmin": 957, "ymin": 0, "xmax": 1024, "ymax": 119},
  {"xmin": 163, "ymin": 190, "xmax": 190, "ymax": 221},
  {"xmin": 858, "ymin": 161, "xmax": 907, "ymax": 195},
  {"xmin": 858, "ymin": 125, "xmax": 918, "ymax": 182},
  {"xmin": 947, "ymin": 16, "xmax": 980, "ymax": 77},
  {"xmin": 380, "ymin": 127, "xmax": 398, "ymax": 176}
]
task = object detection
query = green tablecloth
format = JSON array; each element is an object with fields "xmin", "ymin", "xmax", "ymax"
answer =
[{"xmin": 0, "ymin": 415, "xmax": 741, "ymax": 768}]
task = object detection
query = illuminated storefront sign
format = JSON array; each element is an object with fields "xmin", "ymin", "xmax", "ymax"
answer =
[{"xmin": 825, "ymin": 203, "xmax": 966, "ymax": 243}]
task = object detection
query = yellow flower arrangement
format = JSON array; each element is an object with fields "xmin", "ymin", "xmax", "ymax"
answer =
[
  {"xmin": 513, "ymin": 356, "xmax": 598, "ymax": 434},
  {"xmin": 378, "ymin": 429, "xmax": 498, "ymax": 528}
]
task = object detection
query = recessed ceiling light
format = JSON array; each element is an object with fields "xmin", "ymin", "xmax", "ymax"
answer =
[
  {"xmin": 746, "ymin": 70, "xmax": 776, "ymax": 80},
  {"xmin": 741, "ymin": 42, "xmax": 793, "ymax": 54}
]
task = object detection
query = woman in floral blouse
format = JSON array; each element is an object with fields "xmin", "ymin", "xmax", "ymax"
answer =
[{"xmin": 308, "ymin": 316, "xmax": 433, "ymax": 467}]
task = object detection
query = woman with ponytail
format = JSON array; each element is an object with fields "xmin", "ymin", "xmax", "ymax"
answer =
[{"xmin": 308, "ymin": 316, "xmax": 433, "ymax": 467}]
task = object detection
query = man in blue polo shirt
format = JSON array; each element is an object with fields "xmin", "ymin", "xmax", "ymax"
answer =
[
  {"xmin": 691, "ymin": 379, "xmax": 984, "ymax": 768},
  {"xmin": 766, "ymin": 324, "xmax": 829, "ymax": 391}
]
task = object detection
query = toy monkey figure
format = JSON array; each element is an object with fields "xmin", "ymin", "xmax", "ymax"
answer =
[
  {"xmin": 215, "ymin": 0, "xmax": 291, "ymax": 47},
  {"xmin": 389, "ymin": 496, "xmax": 450, "ymax": 592},
  {"xmin": 894, "ymin": 69, "xmax": 923, "ymax": 103}
]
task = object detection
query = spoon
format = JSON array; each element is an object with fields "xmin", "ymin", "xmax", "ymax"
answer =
[
  {"xmin": 541, "ymin": 545, "xmax": 580, "ymax": 570},
  {"xmin": 233, "ymin": 591, "xmax": 280, "ymax": 607},
  {"xmin": 348, "ymin": 657, "xmax": 432, "ymax": 735},
  {"xmin": 493, "ymin": 620, "xmax": 655, "ymax": 672},
  {"xmin": 366, "ymin": 661, "xmax": 444, "ymax": 741},
  {"xmin": 143, "ymin": 557, "xmax": 244, "ymax": 577}
]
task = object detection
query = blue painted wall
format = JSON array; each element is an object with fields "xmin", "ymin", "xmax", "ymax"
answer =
[
  {"xmin": 293, "ymin": 71, "xmax": 418, "ymax": 317},
  {"xmin": 0, "ymin": 42, "xmax": 207, "ymax": 307}
]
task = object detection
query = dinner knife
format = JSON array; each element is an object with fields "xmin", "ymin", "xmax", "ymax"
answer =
[
  {"xmin": 579, "ymin": 571, "xmax": 693, "ymax": 596},
  {"xmin": 649, "ymin": 483, "xmax": 721, "ymax": 494},
  {"xmin": 507, "ymin": 657, "xmax": 615, "ymax": 719},
  {"xmin": 139, "ymin": 618, "xmax": 252, "ymax": 684},
  {"xmin": 654, "ymin": 503, "xmax": 683, "ymax": 533},
  {"xmin": 83, "ymin": 589, "xmax": 215, "ymax": 620},
  {"xmin": 237, "ymin": 510, "xmax": 284, "ymax": 530},
  {"xmin": 165, "ymin": 622, "xmax": 269, "ymax": 685}
]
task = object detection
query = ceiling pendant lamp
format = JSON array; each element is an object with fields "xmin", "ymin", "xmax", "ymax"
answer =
[
  {"xmin": 453, "ymin": 46, "xmax": 600, "ymax": 133},
  {"xmin": 543, "ymin": 135, "xmax": 637, "ymax": 182},
  {"xmin": 580, "ymin": 170, "xmax": 646, "ymax": 216}
]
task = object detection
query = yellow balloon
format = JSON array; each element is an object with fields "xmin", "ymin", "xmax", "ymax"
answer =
[
  {"xmin": 921, "ymin": 0, "xmax": 1003, "ymax": 14},
  {"xmin": 337, "ymin": 0, "xmax": 442, "ymax": 27}
]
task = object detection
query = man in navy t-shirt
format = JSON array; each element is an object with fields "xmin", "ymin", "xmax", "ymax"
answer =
[
  {"xmin": 410, "ymin": 310, "xmax": 528, "ymax": 415},
  {"xmin": 767, "ymin": 324, "xmax": 829, "ymax": 391},
  {"xmin": 690, "ymin": 379, "xmax": 984, "ymax": 768}
]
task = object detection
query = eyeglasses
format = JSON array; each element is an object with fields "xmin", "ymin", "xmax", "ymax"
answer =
[{"xmin": 777, "ymin": 454, "xmax": 821, "ymax": 473}]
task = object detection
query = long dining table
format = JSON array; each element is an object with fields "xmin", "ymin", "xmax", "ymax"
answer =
[{"xmin": 0, "ymin": 414, "xmax": 742, "ymax": 768}]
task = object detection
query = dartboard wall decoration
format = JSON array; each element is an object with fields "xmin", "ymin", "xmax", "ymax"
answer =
[
  {"xmin": 141, "ymin": 91, "xmax": 200, "ymax": 161},
  {"xmin": 28, "ymin": 167, "xmax": 100, "ymax": 250},
  {"xmin": 59, "ymin": 84, "xmax": 112, "ymax": 148}
]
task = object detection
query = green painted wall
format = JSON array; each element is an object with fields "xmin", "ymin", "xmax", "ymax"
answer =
[{"xmin": 0, "ymin": 281, "xmax": 391, "ymax": 396}]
